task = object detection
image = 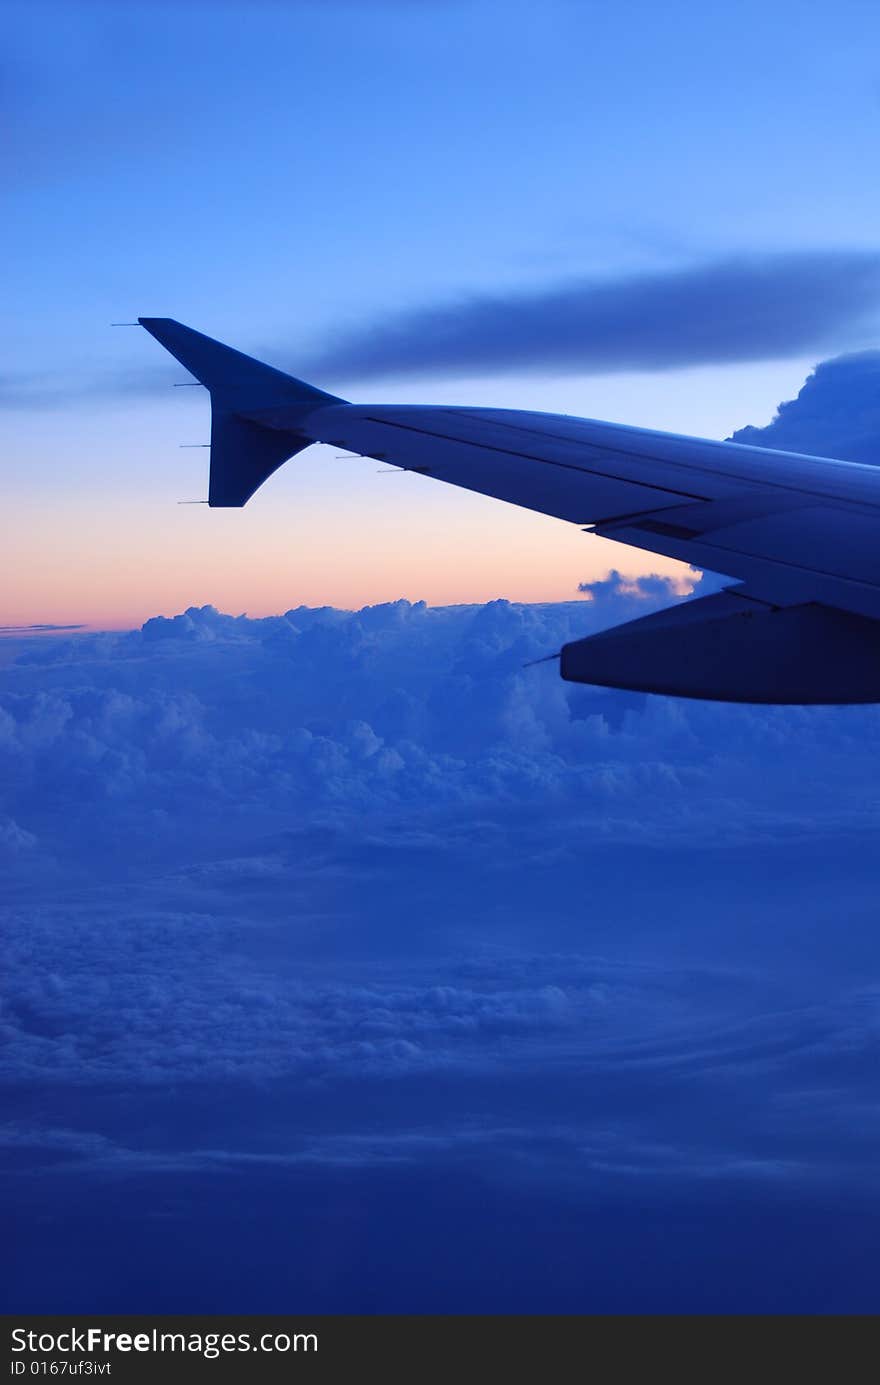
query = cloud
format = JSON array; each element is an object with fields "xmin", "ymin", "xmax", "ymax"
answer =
[
  {"xmin": 308, "ymin": 251, "xmax": 880, "ymax": 382},
  {"xmin": 4, "ymin": 586, "xmax": 877, "ymax": 844},
  {"xmin": 0, "ymin": 1116, "xmax": 829, "ymax": 1188},
  {"xmin": 3, "ymin": 574, "xmax": 880, "ymax": 1110},
  {"xmin": 8, "ymin": 253, "xmax": 879, "ymax": 413},
  {"xmin": 0, "ymin": 624, "xmax": 86, "ymax": 636},
  {"xmin": 729, "ymin": 349, "xmax": 880, "ymax": 464},
  {"xmin": 578, "ymin": 570, "xmax": 697, "ymax": 601},
  {"xmin": 4, "ymin": 571, "xmax": 880, "ymax": 912},
  {"xmin": 0, "ymin": 816, "xmax": 36, "ymax": 855}
]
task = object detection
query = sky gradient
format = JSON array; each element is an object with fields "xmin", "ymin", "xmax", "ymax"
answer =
[{"xmin": 5, "ymin": 0, "xmax": 880, "ymax": 627}]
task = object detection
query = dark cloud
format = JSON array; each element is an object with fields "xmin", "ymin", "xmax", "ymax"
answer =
[
  {"xmin": 309, "ymin": 251, "xmax": 880, "ymax": 382},
  {"xmin": 7, "ymin": 253, "xmax": 879, "ymax": 412}
]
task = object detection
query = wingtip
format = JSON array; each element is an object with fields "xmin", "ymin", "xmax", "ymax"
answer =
[
  {"xmin": 138, "ymin": 316, "xmax": 175, "ymax": 333},
  {"xmin": 522, "ymin": 651, "xmax": 562, "ymax": 668}
]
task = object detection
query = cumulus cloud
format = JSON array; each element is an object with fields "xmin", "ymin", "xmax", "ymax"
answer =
[
  {"xmin": 308, "ymin": 252, "xmax": 880, "ymax": 382},
  {"xmin": 6, "ymin": 586, "xmax": 879, "ymax": 852},
  {"xmin": 729, "ymin": 349, "xmax": 880, "ymax": 464},
  {"xmin": 3, "ymin": 576, "xmax": 880, "ymax": 1120}
]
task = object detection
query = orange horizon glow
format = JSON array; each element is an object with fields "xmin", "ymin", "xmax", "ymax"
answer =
[
  {"xmin": 2, "ymin": 511, "xmax": 695, "ymax": 632},
  {"xmin": 3, "ymin": 450, "xmax": 698, "ymax": 631},
  {"xmin": 4, "ymin": 360, "xmax": 809, "ymax": 635}
]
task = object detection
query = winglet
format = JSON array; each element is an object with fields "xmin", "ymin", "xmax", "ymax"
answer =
[
  {"xmin": 138, "ymin": 318, "xmax": 344, "ymax": 506},
  {"xmin": 138, "ymin": 317, "xmax": 340, "ymax": 412}
]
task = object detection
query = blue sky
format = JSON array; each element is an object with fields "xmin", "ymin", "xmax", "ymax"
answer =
[{"xmin": 5, "ymin": 0, "xmax": 880, "ymax": 1315}]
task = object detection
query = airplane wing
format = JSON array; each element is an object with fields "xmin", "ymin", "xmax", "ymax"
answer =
[{"xmin": 139, "ymin": 317, "xmax": 880, "ymax": 704}]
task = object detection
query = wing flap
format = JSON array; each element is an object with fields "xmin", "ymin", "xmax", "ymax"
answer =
[{"xmin": 600, "ymin": 503, "xmax": 880, "ymax": 620}]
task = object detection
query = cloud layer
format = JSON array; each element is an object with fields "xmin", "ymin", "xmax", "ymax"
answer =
[
  {"xmin": 310, "ymin": 251, "xmax": 880, "ymax": 381},
  {"xmin": 3, "ymin": 579, "xmax": 880, "ymax": 1120}
]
